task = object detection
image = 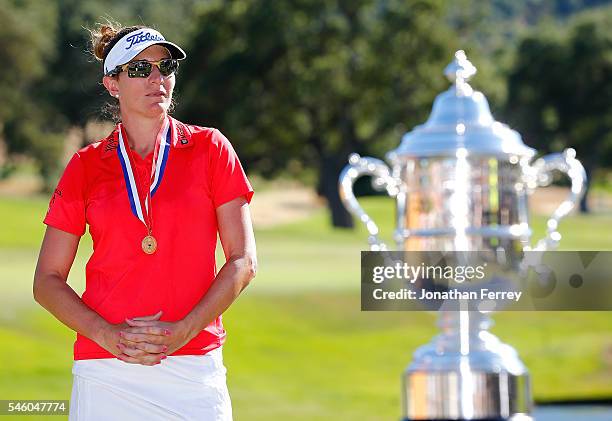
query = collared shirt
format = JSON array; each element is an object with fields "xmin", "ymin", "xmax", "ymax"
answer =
[{"xmin": 43, "ymin": 116, "xmax": 254, "ymax": 360}]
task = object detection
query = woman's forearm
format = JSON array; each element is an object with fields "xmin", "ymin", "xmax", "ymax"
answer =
[
  {"xmin": 182, "ymin": 253, "xmax": 256, "ymax": 336},
  {"xmin": 33, "ymin": 275, "xmax": 109, "ymax": 343}
]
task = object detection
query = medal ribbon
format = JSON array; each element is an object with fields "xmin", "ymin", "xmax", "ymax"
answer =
[{"xmin": 117, "ymin": 119, "xmax": 171, "ymax": 229}]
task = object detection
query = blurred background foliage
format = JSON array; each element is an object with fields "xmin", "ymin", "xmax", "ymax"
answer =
[{"xmin": 0, "ymin": 0, "xmax": 610, "ymax": 225}]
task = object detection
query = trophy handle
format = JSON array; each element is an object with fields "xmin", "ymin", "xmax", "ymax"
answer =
[
  {"xmin": 527, "ymin": 148, "xmax": 587, "ymax": 251},
  {"xmin": 339, "ymin": 153, "xmax": 398, "ymax": 251}
]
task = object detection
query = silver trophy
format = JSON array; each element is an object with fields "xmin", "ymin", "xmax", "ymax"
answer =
[{"xmin": 339, "ymin": 51, "xmax": 586, "ymax": 420}]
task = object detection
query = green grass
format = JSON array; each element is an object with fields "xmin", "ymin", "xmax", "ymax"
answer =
[{"xmin": 0, "ymin": 195, "xmax": 611, "ymax": 420}]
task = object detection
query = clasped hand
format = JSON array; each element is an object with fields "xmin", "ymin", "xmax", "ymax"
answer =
[{"xmin": 97, "ymin": 310, "xmax": 194, "ymax": 366}]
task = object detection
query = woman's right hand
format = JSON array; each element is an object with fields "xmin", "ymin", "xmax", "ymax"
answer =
[{"xmin": 95, "ymin": 310, "xmax": 168, "ymax": 366}]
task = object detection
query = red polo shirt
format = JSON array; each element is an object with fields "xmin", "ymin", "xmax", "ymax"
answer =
[{"xmin": 43, "ymin": 116, "xmax": 253, "ymax": 360}]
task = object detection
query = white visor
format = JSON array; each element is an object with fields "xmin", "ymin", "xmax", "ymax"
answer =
[{"xmin": 103, "ymin": 28, "xmax": 186, "ymax": 76}]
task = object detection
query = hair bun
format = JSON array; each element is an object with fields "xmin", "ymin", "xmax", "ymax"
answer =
[
  {"xmin": 88, "ymin": 22, "xmax": 146, "ymax": 64},
  {"xmin": 90, "ymin": 23, "xmax": 119, "ymax": 61}
]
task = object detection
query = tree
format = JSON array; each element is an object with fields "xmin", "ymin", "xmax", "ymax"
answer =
[
  {"xmin": 505, "ymin": 7, "xmax": 612, "ymax": 212},
  {"xmin": 178, "ymin": 0, "xmax": 455, "ymax": 227},
  {"xmin": 0, "ymin": 0, "xmax": 63, "ymax": 185}
]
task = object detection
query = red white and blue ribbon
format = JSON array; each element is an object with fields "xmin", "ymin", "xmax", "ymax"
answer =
[{"xmin": 117, "ymin": 119, "xmax": 171, "ymax": 227}]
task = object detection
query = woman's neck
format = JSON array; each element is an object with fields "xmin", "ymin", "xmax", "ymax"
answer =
[{"xmin": 121, "ymin": 113, "xmax": 167, "ymax": 158}]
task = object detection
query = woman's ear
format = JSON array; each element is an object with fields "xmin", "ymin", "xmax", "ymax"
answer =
[{"xmin": 102, "ymin": 75, "xmax": 120, "ymax": 98}]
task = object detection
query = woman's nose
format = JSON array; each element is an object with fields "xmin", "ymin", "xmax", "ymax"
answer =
[{"xmin": 148, "ymin": 65, "xmax": 163, "ymax": 83}]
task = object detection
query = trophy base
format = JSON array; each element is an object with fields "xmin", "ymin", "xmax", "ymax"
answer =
[
  {"xmin": 402, "ymin": 313, "xmax": 532, "ymax": 421},
  {"xmin": 402, "ymin": 370, "xmax": 532, "ymax": 421},
  {"xmin": 401, "ymin": 416, "xmax": 532, "ymax": 421}
]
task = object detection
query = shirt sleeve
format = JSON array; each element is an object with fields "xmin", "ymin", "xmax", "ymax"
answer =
[
  {"xmin": 43, "ymin": 153, "xmax": 87, "ymax": 236},
  {"xmin": 208, "ymin": 129, "xmax": 254, "ymax": 208}
]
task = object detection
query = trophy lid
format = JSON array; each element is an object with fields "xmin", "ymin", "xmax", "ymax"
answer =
[{"xmin": 390, "ymin": 50, "xmax": 535, "ymax": 160}]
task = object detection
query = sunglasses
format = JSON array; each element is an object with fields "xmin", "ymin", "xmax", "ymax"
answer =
[{"xmin": 109, "ymin": 58, "xmax": 179, "ymax": 78}]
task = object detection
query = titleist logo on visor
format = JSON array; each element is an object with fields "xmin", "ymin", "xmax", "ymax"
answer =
[{"xmin": 124, "ymin": 31, "xmax": 165, "ymax": 50}]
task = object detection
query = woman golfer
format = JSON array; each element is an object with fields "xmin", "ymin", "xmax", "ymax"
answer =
[{"xmin": 33, "ymin": 22, "xmax": 256, "ymax": 420}]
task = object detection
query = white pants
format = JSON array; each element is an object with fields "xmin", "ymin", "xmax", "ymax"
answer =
[{"xmin": 68, "ymin": 347, "xmax": 232, "ymax": 420}]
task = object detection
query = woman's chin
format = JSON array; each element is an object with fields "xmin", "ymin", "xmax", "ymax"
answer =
[{"xmin": 144, "ymin": 102, "xmax": 170, "ymax": 115}]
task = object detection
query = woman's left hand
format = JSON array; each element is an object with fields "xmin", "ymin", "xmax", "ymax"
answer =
[{"xmin": 118, "ymin": 316, "xmax": 196, "ymax": 359}]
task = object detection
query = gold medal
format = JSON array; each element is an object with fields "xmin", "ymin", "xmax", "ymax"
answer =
[{"xmin": 142, "ymin": 235, "xmax": 157, "ymax": 254}]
